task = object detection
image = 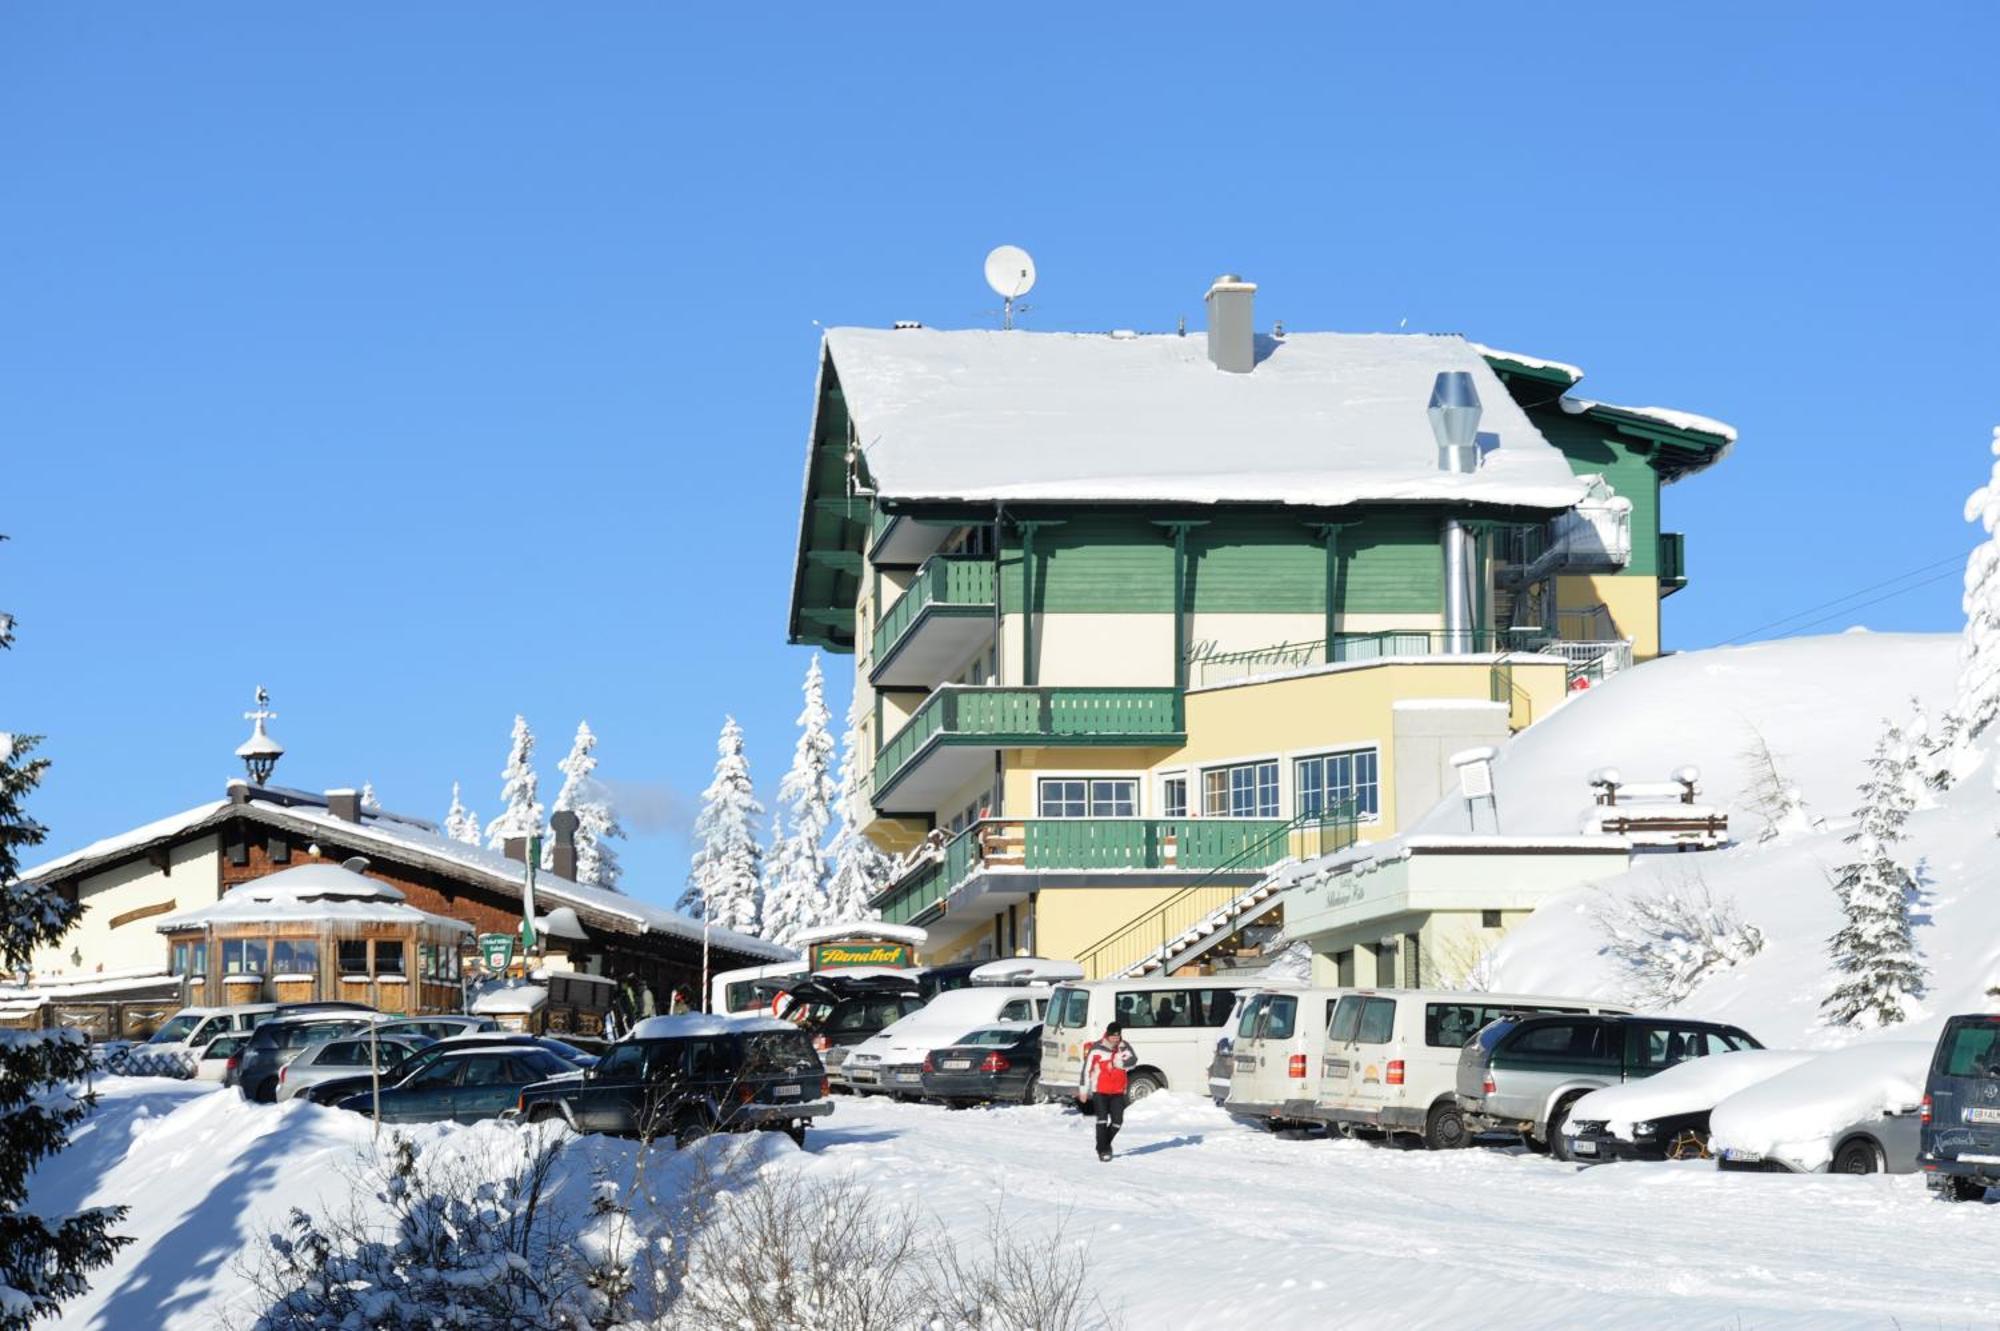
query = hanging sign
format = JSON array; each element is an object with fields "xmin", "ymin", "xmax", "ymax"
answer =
[{"xmin": 479, "ymin": 932, "xmax": 516, "ymax": 972}]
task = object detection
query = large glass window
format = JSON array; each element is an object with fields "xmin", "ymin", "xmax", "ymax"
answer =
[
  {"xmin": 1161, "ymin": 775, "xmax": 1187, "ymax": 818},
  {"xmin": 338, "ymin": 940, "xmax": 370, "ymax": 976},
  {"xmin": 222, "ymin": 938, "xmax": 267, "ymax": 976},
  {"xmin": 272, "ymin": 939, "xmax": 318, "ymax": 975},
  {"xmin": 1295, "ymin": 747, "xmax": 1381, "ymax": 820},
  {"xmin": 1201, "ymin": 761, "xmax": 1278, "ymax": 818},
  {"xmin": 1037, "ymin": 778, "xmax": 1137, "ymax": 818},
  {"xmin": 374, "ymin": 940, "xmax": 406, "ymax": 976}
]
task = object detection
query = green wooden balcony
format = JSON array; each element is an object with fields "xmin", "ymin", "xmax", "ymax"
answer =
[
  {"xmin": 870, "ymin": 815, "xmax": 1333, "ymax": 928},
  {"xmin": 871, "ymin": 687, "xmax": 1184, "ymax": 811},
  {"xmin": 870, "ymin": 556, "xmax": 997, "ymax": 687}
]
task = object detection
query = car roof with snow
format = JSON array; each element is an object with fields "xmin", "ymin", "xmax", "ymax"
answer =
[{"xmin": 627, "ymin": 1012, "xmax": 796, "ymax": 1040}]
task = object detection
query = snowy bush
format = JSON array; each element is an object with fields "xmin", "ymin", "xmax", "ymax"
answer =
[
  {"xmin": 1739, "ymin": 725, "xmax": 1823, "ymax": 842},
  {"xmin": 1592, "ymin": 873, "xmax": 1765, "ymax": 1009}
]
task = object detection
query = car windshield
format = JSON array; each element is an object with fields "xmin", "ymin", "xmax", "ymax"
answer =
[
  {"xmin": 203, "ymin": 1036, "xmax": 244, "ymax": 1058},
  {"xmin": 149, "ymin": 1015, "xmax": 201, "ymax": 1044},
  {"xmin": 538, "ymin": 1039, "xmax": 587, "ymax": 1062},
  {"xmin": 744, "ymin": 1032, "xmax": 821, "ymax": 1079},
  {"xmin": 1942, "ymin": 1022, "xmax": 2000, "ymax": 1078}
]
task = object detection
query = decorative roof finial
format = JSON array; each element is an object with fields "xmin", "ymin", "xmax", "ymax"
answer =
[{"xmin": 236, "ymin": 686, "xmax": 284, "ymax": 785}]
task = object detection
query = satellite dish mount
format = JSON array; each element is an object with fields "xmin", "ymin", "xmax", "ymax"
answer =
[{"xmin": 984, "ymin": 245, "xmax": 1037, "ymax": 329}]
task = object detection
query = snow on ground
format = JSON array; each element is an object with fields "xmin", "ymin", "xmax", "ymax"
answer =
[{"xmin": 34, "ymin": 1079, "xmax": 2000, "ymax": 1330}]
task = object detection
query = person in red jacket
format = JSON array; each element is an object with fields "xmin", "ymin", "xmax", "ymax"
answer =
[{"xmin": 1076, "ymin": 1022, "xmax": 1139, "ymax": 1161}]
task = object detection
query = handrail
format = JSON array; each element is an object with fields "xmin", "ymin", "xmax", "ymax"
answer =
[
  {"xmin": 872, "ymin": 686, "xmax": 1184, "ymax": 795},
  {"xmin": 1071, "ymin": 804, "xmax": 1359, "ymax": 980},
  {"xmin": 871, "ymin": 555, "xmax": 996, "ymax": 663},
  {"xmin": 1190, "ymin": 631, "xmax": 1517, "ymax": 687}
]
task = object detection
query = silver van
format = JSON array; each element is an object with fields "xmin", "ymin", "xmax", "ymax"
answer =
[
  {"xmin": 1041, "ymin": 978, "xmax": 1239, "ymax": 1102},
  {"xmin": 1317, "ymin": 990, "xmax": 1629, "ymax": 1150},
  {"xmin": 1223, "ymin": 988, "xmax": 1348, "ymax": 1128}
]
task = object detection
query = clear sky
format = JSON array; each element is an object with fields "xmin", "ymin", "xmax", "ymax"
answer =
[{"xmin": 3, "ymin": 4, "xmax": 1995, "ymax": 905}]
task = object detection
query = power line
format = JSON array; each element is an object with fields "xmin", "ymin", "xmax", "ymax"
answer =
[
  {"xmin": 1739, "ymin": 567, "xmax": 1964, "ymax": 643},
  {"xmin": 1708, "ymin": 552, "xmax": 1969, "ymax": 648}
]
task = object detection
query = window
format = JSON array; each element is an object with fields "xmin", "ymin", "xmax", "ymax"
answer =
[
  {"xmin": 1944, "ymin": 1023, "xmax": 2000, "ymax": 1078},
  {"xmin": 1161, "ymin": 775, "xmax": 1187, "ymax": 819},
  {"xmin": 1259, "ymin": 996, "xmax": 1299, "ymax": 1041},
  {"xmin": 1481, "ymin": 909, "xmax": 1504, "ymax": 929},
  {"xmin": 1354, "ymin": 997, "xmax": 1397, "ymax": 1045},
  {"xmin": 1237, "ymin": 995, "xmax": 1270, "ymax": 1038},
  {"xmin": 374, "ymin": 940, "xmax": 406, "ymax": 976},
  {"xmin": 1111, "ymin": 988, "xmax": 1235, "ymax": 1030},
  {"xmin": 338, "ymin": 940, "xmax": 370, "ymax": 976},
  {"xmin": 1631, "ymin": 1024, "xmax": 1702, "ymax": 1072},
  {"xmin": 272, "ymin": 939, "xmax": 317, "ymax": 975},
  {"xmin": 1295, "ymin": 747, "xmax": 1380, "ymax": 820},
  {"xmin": 459, "ymin": 1055, "xmax": 511, "ymax": 1086},
  {"xmin": 222, "ymin": 938, "xmax": 267, "ymax": 976},
  {"xmin": 1507, "ymin": 1021, "xmax": 1609, "ymax": 1063},
  {"xmin": 410, "ymin": 1060, "xmax": 467, "ymax": 1090},
  {"xmin": 1037, "ymin": 778, "xmax": 1137, "ymax": 818},
  {"xmin": 1201, "ymin": 761, "xmax": 1278, "ymax": 818},
  {"xmin": 1328, "ymin": 996, "xmax": 1364, "ymax": 1043},
  {"xmin": 1048, "ymin": 987, "xmax": 1089, "ymax": 1030},
  {"xmin": 596, "ymin": 1044, "xmax": 649, "ymax": 1080},
  {"xmin": 1404, "ymin": 932, "xmax": 1422, "ymax": 989},
  {"xmin": 169, "ymin": 942, "xmax": 189, "ymax": 977},
  {"xmin": 1374, "ymin": 938, "xmax": 1398, "ymax": 988},
  {"xmin": 997, "ymin": 999, "xmax": 1033, "ymax": 1022}
]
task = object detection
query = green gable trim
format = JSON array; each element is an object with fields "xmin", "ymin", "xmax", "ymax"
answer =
[{"xmin": 788, "ymin": 358, "xmax": 869, "ymax": 651}]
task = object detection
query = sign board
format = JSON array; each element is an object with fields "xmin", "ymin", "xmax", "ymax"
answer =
[
  {"xmin": 479, "ymin": 932, "xmax": 516, "ymax": 972},
  {"xmin": 810, "ymin": 940, "xmax": 915, "ymax": 970}
]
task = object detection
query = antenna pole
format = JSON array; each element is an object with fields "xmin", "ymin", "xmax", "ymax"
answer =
[{"xmin": 1003, "ymin": 296, "xmax": 1014, "ymax": 331}]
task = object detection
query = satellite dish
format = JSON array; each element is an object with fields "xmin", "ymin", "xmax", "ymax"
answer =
[{"xmin": 984, "ymin": 245, "xmax": 1036, "ymax": 327}]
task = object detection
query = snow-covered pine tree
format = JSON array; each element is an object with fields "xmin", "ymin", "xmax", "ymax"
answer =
[
  {"xmin": 360, "ymin": 781, "xmax": 379, "ymax": 811},
  {"xmin": 761, "ymin": 658, "xmax": 838, "ymax": 946},
  {"xmin": 681, "ymin": 717, "xmax": 765, "ymax": 936},
  {"xmin": 1952, "ymin": 426, "xmax": 2000, "ymax": 769},
  {"xmin": 1900, "ymin": 698, "xmax": 1944, "ymax": 810},
  {"xmin": 1821, "ymin": 719, "xmax": 1929, "ymax": 1028},
  {"xmin": 483, "ymin": 715, "xmax": 543, "ymax": 852},
  {"xmin": 0, "ymin": 562, "xmax": 130, "ymax": 1327},
  {"xmin": 544, "ymin": 721, "xmax": 624, "ymax": 889},
  {"xmin": 824, "ymin": 698, "xmax": 893, "ymax": 924},
  {"xmin": 443, "ymin": 782, "xmax": 481, "ymax": 846}
]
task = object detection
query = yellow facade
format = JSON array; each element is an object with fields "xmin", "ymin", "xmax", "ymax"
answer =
[{"xmin": 1557, "ymin": 573, "xmax": 1662, "ymax": 661}]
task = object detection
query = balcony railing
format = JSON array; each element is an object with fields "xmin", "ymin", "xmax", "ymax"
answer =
[
  {"xmin": 869, "ymin": 813, "xmax": 1341, "ymax": 928},
  {"xmin": 1191, "ymin": 630, "xmax": 1513, "ymax": 687},
  {"xmin": 872, "ymin": 687, "xmax": 1183, "ymax": 799},
  {"xmin": 871, "ymin": 555, "xmax": 996, "ymax": 665}
]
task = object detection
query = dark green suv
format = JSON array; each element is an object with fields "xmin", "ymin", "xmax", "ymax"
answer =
[{"xmin": 1921, "ymin": 1014, "xmax": 2000, "ymax": 1201}]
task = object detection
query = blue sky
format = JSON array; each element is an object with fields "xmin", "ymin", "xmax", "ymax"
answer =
[{"xmin": 3, "ymin": 4, "xmax": 1995, "ymax": 904}]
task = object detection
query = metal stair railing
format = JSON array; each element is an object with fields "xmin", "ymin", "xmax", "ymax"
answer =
[{"xmin": 1072, "ymin": 804, "xmax": 1358, "ymax": 980}]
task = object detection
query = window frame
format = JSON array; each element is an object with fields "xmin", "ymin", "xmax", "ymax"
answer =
[
  {"xmin": 1200, "ymin": 759, "xmax": 1280, "ymax": 819},
  {"xmin": 1293, "ymin": 745, "xmax": 1382, "ymax": 822}
]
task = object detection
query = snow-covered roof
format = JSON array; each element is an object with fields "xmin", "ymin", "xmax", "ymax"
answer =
[
  {"xmin": 155, "ymin": 861, "xmax": 474, "ymax": 934},
  {"xmin": 23, "ymin": 793, "xmax": 793, "ymax": 964},
  {"xmin": 791, "ymin": 920, "xmax": 928, "ymax": 948},
  {"xmin": 470, "ymin": 982, "xmax": 548, "ymax": 1015},
  {"xmin": 824, "ymin": 328, "xmax": 1588, "ymax": 510},
  {"xmin": 1559, "ymin": 394, "xmax": 1737, "ymax": 445},
  {"xmin": 629, "ymin": 1012, "xmax": 796, "ymax": 1039}
]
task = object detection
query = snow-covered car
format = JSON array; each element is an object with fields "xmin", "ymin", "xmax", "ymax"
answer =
[
  {"xmin": 841, "ymin": 987, "xmax": 1048, "ymax": 1096},
  {"xmin": 1565, "ymin": 1049, "xmax": 1813, "ymax": 1162},
  {"xmin": 1710, "ymin": 1040, "xmax": 1931, "ymax": 1175}
]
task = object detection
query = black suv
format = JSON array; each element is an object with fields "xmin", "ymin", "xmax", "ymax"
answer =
[
  {"xmin": 302, "ymin": 1033, "xmax": 576, "ymax": 1106},
  {"xmin": 512, "ymin": 1018, "xmax": 832, "ymax": 1146},
  {"xmin": 779, "ymin": 974, "xmax": 924, "ymax": 1082},
  {"xmin": 1922, "ymin": 1013, "xmax": 2000, "ymax": 1201}
]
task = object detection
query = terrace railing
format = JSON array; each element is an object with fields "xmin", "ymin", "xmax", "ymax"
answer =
[
  {"xmin": 870, "ymin": 555, "xmax": 997, "ymax": 664},
  {"xmin": 871, "ymin": 687, "xmax": 1183, "ymax": 798}
]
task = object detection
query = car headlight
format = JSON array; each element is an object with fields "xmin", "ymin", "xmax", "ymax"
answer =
[{"xmin": 1633, "ymin": 1121, "xmax": 1658, "ymax": 1138}]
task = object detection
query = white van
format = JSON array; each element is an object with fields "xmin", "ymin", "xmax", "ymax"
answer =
[
  {"xmin": 709, "ymin": 961, "xmax": 808, "ymax": 1016},
  {"xmin": 1040, "ymin": 977, "xmax": 1240, "ymax": 1103},
  {"xmin": 840, "ymin": 986, "xmax": 1050, "ymax": 1096},
  {"xmin": 135, "ymin": 1003, "xmax": 277, "ymax": 1069},
  {"xmin": 1223, "ymin": 988, "xmax": 1350, "ymax": 1127},
  {"xmin": 1313, "ymin": 989, "xmax": 1630, "ymax": 1149}
]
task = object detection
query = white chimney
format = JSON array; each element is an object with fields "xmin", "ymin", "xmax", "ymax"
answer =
[{"xmin": 1204, "ymin": 275, "xmax": 1256, "ymax": 373}]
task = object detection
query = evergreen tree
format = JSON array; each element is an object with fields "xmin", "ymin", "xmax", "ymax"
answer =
[
  {"xmin": 1822, "ymin": 720, "xmax": 1928, "ymax": 1028},
  {"xmin": 443, "ymin": 782, "xmax": 481, "ymax": 846},
  {"xmin": 1954, "ymin": 426, "xmax": 2000, "ymax": 760},
  {"xmin": 824, "ymin": 698, "xmax": 893, "ymax": 924},
  {"xmin": 483, "ymin": 715, "xmax": 543, "ymax": 851},
  {"xmin": 360, "ymin": 781, "xmax": 379, "ymax": 812},
  {"xmin": 761, "ymin": 658, "xmax": 838, "ymax": 947},
  {"xmin": 545, "ymin": 721, "xmax": 624, "ymax": 890},
  {"xmin": 681, "ymin": 717, "xmax": 764, "ymax": 936},
  {"xmin": 0, "ymin": 555, "xmax": 130, "ymax": 1327}
]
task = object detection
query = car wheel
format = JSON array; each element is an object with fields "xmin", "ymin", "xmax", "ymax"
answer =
[
  {"xmin": 1125, "ymin": 1073, "xmax": 1162, "ymax": 1103},
  {"xmin": 1546, "ymin": 1098, "xmax": 1583, "ymax": 1163},
  {"xmin": 672, "ymin": 1114, "xmax": 713, "ymax": 1149},
  {"xmin": 527, "ymin": 1105, "xmax": 568, "ymax": 1132},
  {"xmin": 1937, "ymin": 1175, "xmax": 1986, "ymax": 1202},
  {"xmin": 1832, "ymin": 1138, "xmax": 1882, "ymax": 1175},
  {"xmin": 254, "ymin": 1078, "xmax": 279, "ymax": 1105},
  {"xmin": 1020, "ymin": 1075, "xmax": 1040, "ymax": 1106},
  {"xmin": 1423, "ymin": 1102, "xmax": 1470, "ymax": 1151}
]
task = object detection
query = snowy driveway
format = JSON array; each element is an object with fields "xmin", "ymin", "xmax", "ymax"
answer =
[{"xmin": 34, "ymin": 1079, "xmax": 2000, "ymax": 1329}]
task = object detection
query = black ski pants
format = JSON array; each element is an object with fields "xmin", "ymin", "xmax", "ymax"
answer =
[{"xmin": 1091, "ymin": 1091, "xmax": 1127, "ymax": 1154}]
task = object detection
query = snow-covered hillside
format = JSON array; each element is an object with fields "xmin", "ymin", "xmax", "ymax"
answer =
[{"xmin": 1445, "ymin": 632, "xmax": 2000, "ymax": 1049}]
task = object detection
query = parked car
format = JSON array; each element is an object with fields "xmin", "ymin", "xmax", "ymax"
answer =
[
  {"xmin": 374, "ymin": 1016, "xmax": 501, "ymax": 1043},
  {"xmin": 911, "ymin": 962, "xmax": 983, "ymax": 1000},
  {"xmin": 133, "ymin": 1003, "xmax": 278, "ymax": 1073},
  {"xmin": 1456, "ymin": 1013, "xmax": 1761, "ymax": 1160},
  {"xmin": 1039, "ymin": 978, "xmax": 1240, "ymax": 1103},
  {"xmin": 1314, "ymin": 991, "xmax": 1630, "ymax": 1150},
  {"xmin": 709, "ymin": 960, "xmax": 810, "ymax": 1016},
  {"xmin": 1208, "ymin": 990, "xmax": 1261, "ymax": 1107},
  {"xmin": 776, "ymin": 973, "xmax": 925, "ymax": 1083},
  {"xmin": 1566, "ymin": 1048, "xmax": 1808, "ymax": 1163},
  {"xmin": 277, "ymin": 1034, "xmax": 432, "ymax": 1100},
  {"xmin": 1920, "ymin": 1015, "xmax": 2000, "ymax": 1201},
  {"xmin": 302, "ymin": 1033, "xmax": 583, "ymax": 1106},
  {"xmin": 511, "ymin": 1013, "xmax": 832, "ymax": 1146},
  {"xmin": 193, "ymin": 1033, "xmax": 251, "ymax": 1085},
  {"xmin": 1224, "ymin": 988, "xmax": 1348, "ymax": 1129},
  {"xmin": 237, "ymin": 1012, "xmax": 390, "ymax": 1103},
  {"xmin": 920, "ymin": 1022, "xmax": 1043, "ymax": 1105},
  {"xmin": 843, "ymin": 987, "xmax": 1050, "ymax": 1096},
  {"xmin": 333, "ymin": 1043, "xmax": 579, "ymax": 1124},
  {"xmin": 1710, "ymin": 1041, "xmax": 1930, "ymax": 1175}
]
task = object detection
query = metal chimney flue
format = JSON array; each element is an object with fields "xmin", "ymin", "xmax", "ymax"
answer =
[
  {"xmin": 1428, "ymin": 371, "xmax": 1485, "ymax": 653},
  {"xmin": 1204, "ymin": 275, "xmax": 1256, "ymax": 373}
]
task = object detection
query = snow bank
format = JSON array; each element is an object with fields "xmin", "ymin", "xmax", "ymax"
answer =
[
  {"xmin": 1708, "ymin": 1040, "xmax": 1934, "ymax": 1171},
  {"xmin": 1569, "ymin": 1051, "xmax": 1816, "ymax": 1137}
]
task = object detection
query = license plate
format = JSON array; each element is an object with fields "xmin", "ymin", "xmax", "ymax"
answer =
[
  {"xmin": 849, "ymin": 1069, "xmax": 877, "ymax": 1083},
  {"xmin": 772, "ymin": 1084, "xmax": 801, "ymax": 1099},
  {"xmin": 1722, "ymin": 1148, "xmax": 1763, "ymax": 1163},
  {"xmin": 893, "ymin": 1071, "xmax": 922, "ymax": 1084},
  {"xmin": 1965, "ymin": 1108, "xmax": 2000, "ymax": 1125},
  {"xmin": 943, "ymin": 1059, "xmax": 971, "ymax": 1070},
  {"xmin": 1234, "ymin": 1055, "xmax": 1256, "ymax": 1072},
  {"xmin": 1959, "ymin": 1153, "xmax": 2000, "ymax": 1164},
  {"xmin": 1324, "ymin": 1059, "xmax": 1349, "ymax": 1077},
  {"xmin": 1571, "ymin": 1139, "xmax": 1598, "ymax": 1156}
]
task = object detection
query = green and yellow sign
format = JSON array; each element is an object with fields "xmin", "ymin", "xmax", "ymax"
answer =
[
  {"xmin": 479, "ymin": 932, "xmax": 516, "ymax": 972},
  {"xmin": 810, "ymin": 941, "xmax": 914, "ymax": 970}
]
